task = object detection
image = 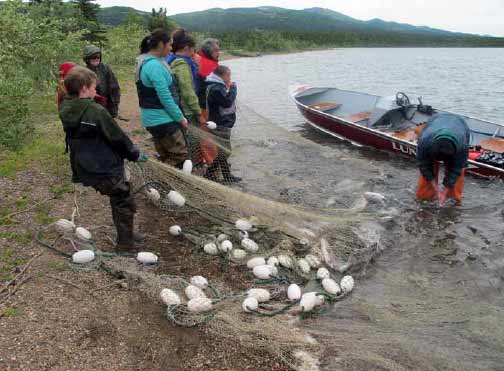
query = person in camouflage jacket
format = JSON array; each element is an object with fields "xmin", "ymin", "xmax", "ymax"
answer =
[{"xmin": 83, "ymin": 45, "xmax": 121, "ymax": 118}]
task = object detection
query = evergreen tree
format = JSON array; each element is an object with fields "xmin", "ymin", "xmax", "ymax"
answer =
[
  {"xmin": 72, "ymin": 0, "xmax": 99, "ymax": 21},
  {"xmin": 72, "ymin": 0, "xmax": 107, "ymax": 45},
  {"xmin": 148, "ymin": 8, "xmax": 177, "ymax": 32}
]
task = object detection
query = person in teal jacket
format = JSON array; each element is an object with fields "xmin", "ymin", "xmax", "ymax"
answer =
[{"xmin": 135, "ymin": 29, "xmax": 188, "ymax": 168}]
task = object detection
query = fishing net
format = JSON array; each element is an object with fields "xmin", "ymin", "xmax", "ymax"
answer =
[
  {"xmin": 37, "ymin": 99, "xmax": 391, "ymax": 370},
  {"xmin": 111, "ymin": 101, "xmax": 389, "ymax": 368}
]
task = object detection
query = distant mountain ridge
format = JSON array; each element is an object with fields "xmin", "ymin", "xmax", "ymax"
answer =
[
  {"xmin": 170, "ymin": 6, "xmax": 473, "ymax": 37},
  {"xmin": 96, "ymin": 5, "xmax": 500, "ymax": 42}
]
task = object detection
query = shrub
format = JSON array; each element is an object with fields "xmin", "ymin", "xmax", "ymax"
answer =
[
  {"xmin": 0, "ymin": 0, "xmax": 85, "ymax": 151},
  {"xmin": 104, "ymin": 24, "xmax": 148, "ymax": 65}
]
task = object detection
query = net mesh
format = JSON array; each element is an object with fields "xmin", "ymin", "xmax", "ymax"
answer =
[
  {"xmin": 117, "ymin": 108, "xmax": 379, "ymax": 367},
  {"xmin": 40, "ymin": 100, "xmax": 389, "ymax": 369}
]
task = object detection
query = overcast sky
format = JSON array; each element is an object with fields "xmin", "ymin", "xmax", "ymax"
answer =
[{"xmin": 95, "ymin": 0, "xmax": 504, "ymax": 36}]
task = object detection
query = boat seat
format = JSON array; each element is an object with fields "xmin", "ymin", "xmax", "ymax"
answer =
[
  {"xmin": 309, "ymin": 102, "xmax": 341, "ymax": 112},
  {"xmin": 392, "ymin": 123, "xmax": 426, "ymax": 142},
  {"xmin": 480, "ymin": 138, "xmax": 504, "ymax": 153},
  {"xmin": 344, "ymin": 111, "xmax": 372, "ymax": 123}
]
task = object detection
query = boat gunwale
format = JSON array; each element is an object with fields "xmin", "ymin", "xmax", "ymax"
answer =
[{"xmin": 292, "ymin": 89, "xmax": 504, "ymax": 176}]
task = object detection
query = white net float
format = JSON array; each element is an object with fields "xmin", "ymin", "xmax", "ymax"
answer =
[
  {"xmin": 169, "ymin": 225, "xmax": 182, "ymax": 236},
  {"xmin": 287, "ymin": 284, "xmax": 302, "ymax": 301},
  {"xmin": 72, "ymin": 249, "xmax": 95, "ymax": 264},
  {"xmin": 160, "ymin": 288, "xmax": 181, "ymax": 306},
  {"xmin": 168, "ymin": 190, "xmax": 186, "ymax": 207}
]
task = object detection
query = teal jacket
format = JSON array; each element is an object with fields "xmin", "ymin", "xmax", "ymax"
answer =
[{"xmin": 137, "ymin": 55, "xmax": 184, "ymax": 127}]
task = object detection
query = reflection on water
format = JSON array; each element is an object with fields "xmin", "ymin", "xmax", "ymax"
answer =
[{"xmin": 228, "ymin": 49, "xmax": 504, "ymax": 369}]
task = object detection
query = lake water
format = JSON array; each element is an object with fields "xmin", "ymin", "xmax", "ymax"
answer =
[{"xmin": 226, "ymin": 49, "xmax": 504, "ymax": 370}]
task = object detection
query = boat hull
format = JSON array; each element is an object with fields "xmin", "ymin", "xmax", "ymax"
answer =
[{"xmin": 294, "ymin": 98, "xmax": 504, "ymax": 179}]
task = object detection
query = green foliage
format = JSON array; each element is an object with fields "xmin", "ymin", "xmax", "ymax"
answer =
[
  {"xmin": 104, "ymin": 23, "xmax": 147, "ymax": 65},
  {"xmin": 0, "ymin": 0, "xmax": 84, "ymax": 151},
  {"xmin": 72, "ymin": 0, "xmax": 107, "ymax": 44},
  {"xmin": 97, "ymin": 6, "xmax": 150, "ymax": 26},
  {"xmin": 0, "ymin": 123, "xmax": 68, "ymax": 179},
  {"xmin": 0, "ymin": 75, "xmax": 33, "ymax": 151},
  {"xmin": 148, "ymin": 7, "xmax": 177, "ymax": 32},
  {"xmin": 122, "ymin": 9, "xmax": 144, "ymax": 27}
]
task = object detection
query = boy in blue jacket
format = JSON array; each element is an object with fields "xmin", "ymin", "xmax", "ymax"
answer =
[{"xmin": 205, "ymin": 65, "xmax": 241, "ymax": 183}]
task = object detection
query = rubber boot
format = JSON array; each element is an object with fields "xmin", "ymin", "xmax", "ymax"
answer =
[
  {"xmin": 221, "ymin": 159, "xmax": 241, "ymax": 183},
  {"xmin": 111, "ymin": 207, "xmax": 144, "ymax": 244},
  {"xmin": 204, "ymin": 161, "xmax": 219, "ymax": 182},
  {"xmin": 111, "ymin": 198, "xmax": 137, "ymax": 253}
]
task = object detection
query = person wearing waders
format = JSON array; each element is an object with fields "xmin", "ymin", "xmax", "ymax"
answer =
[
  {"xmin": 166, "ymin": 28, "xmax": 207, "ymax": 166},
  {"xmin": 416, "ymin": 113, "xmax": 470, "ymax": 205},
  {"xmin": 135, "ymin": 29, "xmax": 188, "ymax": 168},
  {"xmin": 59, "ymin": 66, "xmax": 148, "ymax": 252},
  {"xmin": 83, "ymin": 45, "xmax": 121, "ymax": 118}
]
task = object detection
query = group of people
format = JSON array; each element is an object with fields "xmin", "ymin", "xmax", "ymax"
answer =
[
  {"xmin": 57, "ymin": 28, "xmax": 241, "ymax": 252},
  {"xmin": 56, "ymin": 28, "xmax": 471, "ymax": 253},
  {"xmin": 135, "ymin": 28, "xmax": 240, "ymax": 182}
]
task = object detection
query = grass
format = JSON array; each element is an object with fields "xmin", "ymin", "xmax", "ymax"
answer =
[
  {"xmin": 0, "ymin": 88, "xmax": 68, "ymax": 179},
  {"xmin": 0, "ymin": 247, "xmax": 28, "ymax": 282},
  {"xmin": 0, "ymin": 208, "xmax": 13, "ymax": 226},
  {"xmin": 49, "ymin": 183, "xmax": 73, "ymax": 199},
  {"xmin": 0, "ymin": 231, "xmax": 32, "ymax": 245},
  {"xmin": 15, "ymin": 196, "xmax": 29, "ymax": 210},
  {"xmin": 47, "ymin": 260, "xmax": 67, "ymax": 272},
  {"xmin": 28, "ymin": 93, "xmax": 58, "ymax": 117},
  {"xmin": 0, "ymin": 124, "xmax": 68, "ymax": 179},
  {"xmin": 113, "ymin": 65, "xmax": 134, "ymax": 86},
  {"xmin": 3, "ymin": 306, "xmax": 22, "ymax": 317},
  {"xmin": 35, "ymin": 204, "xmax": 55, "ymax": 225}
]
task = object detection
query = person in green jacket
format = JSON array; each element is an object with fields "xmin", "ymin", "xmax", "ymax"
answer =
[
  {"xmin": 166, "ymin": 29, "xmax": 205, "ymax": 127},
  {"xmin": 166, "ymin": 29, "xmax": 207, "ymax": 166},
  {"xmin": 59, "ymin": 66, "xmax": 147, "ymax": 252},
  {"xmin": 83, "ymin": 45, "xmax": 121, "ymax": 118},
  {"xmin": 135, "ymin": 29, "xmax": 188, "ymax": 168}
]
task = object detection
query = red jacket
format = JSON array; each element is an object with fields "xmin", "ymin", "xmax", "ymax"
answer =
[
  {"xmin": 196, "ymin": 52, "xmax": 219, "ymax": 109},
  {"xmin": 197, "ymin": 51, "xmax": 218, "ymax": 78}
]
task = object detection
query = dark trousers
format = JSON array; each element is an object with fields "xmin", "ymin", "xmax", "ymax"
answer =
[
  {"xmin": 146, "ymin": 123, "xmax": 188, "ymax": 169},
  {"xmin": 205, "ymin": 127, "xmax": 234, "ymax": 180},
  {"xmin": 90, "ymin": 176, "xmax": 136, "ymax": 248}
]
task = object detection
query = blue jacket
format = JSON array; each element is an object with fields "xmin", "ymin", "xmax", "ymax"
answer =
[
  {"xmin": 417, "ymin": 113, "xmax": 470, "ymax": 188},
  {"xmin": 137, "ymin": 55, "xmax": 183, "ymax": 127},
  {"xmin": 206, "ymin": 73, "xmax": 237, "ymax": 129}
]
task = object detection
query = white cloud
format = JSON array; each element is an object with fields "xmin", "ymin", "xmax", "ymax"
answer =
[{"xmin": 96, "ymin": 0, "xmax": 504, "ymax": 36}]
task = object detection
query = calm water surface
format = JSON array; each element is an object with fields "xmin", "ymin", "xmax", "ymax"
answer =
[{"xmin": 227, "ymin": 49, "xmax": 504, "ymax": 370}]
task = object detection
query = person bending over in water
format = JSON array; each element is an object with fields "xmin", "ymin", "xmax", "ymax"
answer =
[{"xmin": 416, "ymin": 113, "xmax": 470, "ymax": 205}]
